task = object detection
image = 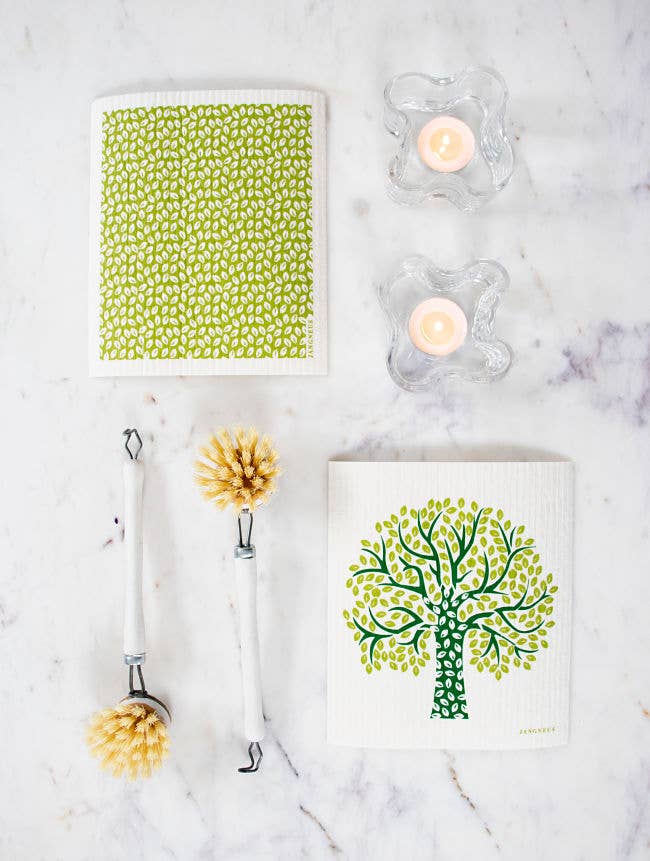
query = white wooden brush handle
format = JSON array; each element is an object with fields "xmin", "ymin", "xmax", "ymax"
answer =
[
  {"xmin": 123, "ymin": 459, "xmax": 146, "ymax": 660},
  {"xmin": 234, "ymin": 553, "xmax": 264, "ymax": 742}
]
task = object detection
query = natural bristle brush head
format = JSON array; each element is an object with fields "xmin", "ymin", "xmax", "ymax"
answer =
[
  {"xmin": 87, "ymin": 700, "xmax": 170, "ymax": 780},
  {"xmin": 195, "ymin": 426, "xmax": 280, "ymax": 511}
]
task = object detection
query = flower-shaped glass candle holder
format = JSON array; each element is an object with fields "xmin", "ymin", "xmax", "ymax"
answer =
[
  {"xmin": 379, "ymin": 255, "xmax": 511, "ymax": 390},
  {"xmin": 384, "ymin": 67, "xmax": 514, "ymax": 211}
]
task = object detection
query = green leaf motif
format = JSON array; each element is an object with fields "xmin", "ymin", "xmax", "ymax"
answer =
[{"xmin": 98, "ymin": 103, "xmax": 314, "ymax": 360}]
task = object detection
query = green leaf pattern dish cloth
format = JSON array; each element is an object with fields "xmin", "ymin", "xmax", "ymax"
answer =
[{"xmin": 88, "ymin": 90, "xmax": 326, "ymax": 376}]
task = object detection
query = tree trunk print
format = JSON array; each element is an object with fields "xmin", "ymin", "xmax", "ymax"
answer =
[{"xmin": 430, "ymin": 624, "xmax": 468, "ymax": 719}]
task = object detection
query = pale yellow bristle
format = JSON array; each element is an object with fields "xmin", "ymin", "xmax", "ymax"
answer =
[
  {"xmin": 194, "ymin": 426, "xmax": 280, "ymax": 512},
  {"xmin": 87, "ymin": 702, "xmax": 169, "ymax": 779}
]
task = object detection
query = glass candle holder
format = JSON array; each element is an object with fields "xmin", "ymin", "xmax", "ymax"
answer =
[
  {"xmin": 379, "ymin": 255, "xmax": 512, "ymax": 390},
  {"xmin": 384, "ymin": 66, "xmax": 514, "ymax": 212}
]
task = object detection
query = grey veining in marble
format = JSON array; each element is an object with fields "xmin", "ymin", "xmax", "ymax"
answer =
[{"xmin": 1, "ymin": 0, "xmax": 649, "ymax": 858}]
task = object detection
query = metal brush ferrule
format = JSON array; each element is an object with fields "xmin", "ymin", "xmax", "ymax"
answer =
[
  {"xmin": 124, "ymin": 653, "xmax": 146, "ymax": 665},
  {"xmin": 123, "ymin": 664, "xmax": 172, "ymax": 725},
  {"xmin": 235, "ymin": 508, "xmax": 255, "ymax": 558}
]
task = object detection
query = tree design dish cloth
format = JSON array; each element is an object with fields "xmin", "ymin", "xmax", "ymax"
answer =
[
  {"xmin": 328, "ymin": 461, "xmax": 573, "ymax": 749},
  {"xmin": 88, "ymin": 90, "xmax": 326, "ymax": 376}
]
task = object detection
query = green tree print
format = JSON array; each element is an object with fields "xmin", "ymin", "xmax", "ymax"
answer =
[
  {"xmin": 343, "ymin": 498, "xmax": 557, "ymax": 719},
  {"xmin": 99, "ymin": 103, "xmax": 314, "ymax": 361}
]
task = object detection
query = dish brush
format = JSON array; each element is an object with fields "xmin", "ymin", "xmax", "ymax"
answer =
[
  {"xmin": 195, "ymin": 427, "xmax": 280, "ymax": 773},
  {"xmin": 87, "ymin": 429, "xmax": 171, "ymax": 779}
]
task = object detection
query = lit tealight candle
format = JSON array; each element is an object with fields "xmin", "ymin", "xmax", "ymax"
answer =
[
  {"xmin": 417, "ymin": 116, "xmax": 475, "ymax": 173},
  {"xmin": 408, "ymin": 297, "xmax": 468, "ymax": 356}
]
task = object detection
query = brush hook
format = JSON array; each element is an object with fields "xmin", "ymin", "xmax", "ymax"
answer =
[
  {"xmin": 237, "ymin": 508, "xmax": 254, "ymax": 548},
  {"xmin": 123, "ymin": 428, "xmax": 143, "ymax": 461},
  {"xmin": 238, "ymin": 741, "xmax": 263, "ymax": 774}
]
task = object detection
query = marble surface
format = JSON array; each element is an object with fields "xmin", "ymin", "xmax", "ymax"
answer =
[{"xmin": 1, "ymin": 0, "xmax": 649, "ymax": 858}]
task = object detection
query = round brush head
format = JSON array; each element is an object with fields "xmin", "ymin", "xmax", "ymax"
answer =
[
  {"xmin": 195, "ymin": 426, "xmax": 280, "ymax": 512},
  {"xmin": 87, "ymin": 699, "xmax": 169, "ymax": 779}
]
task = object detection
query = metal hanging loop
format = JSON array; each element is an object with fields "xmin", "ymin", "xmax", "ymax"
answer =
[
  {"xmin": 238, "ymin": 741, "xmax": 263, "ymax": 774},
  {"xmin": 123, "ymin": 428, "xmax": 143, "ymax": 461}
]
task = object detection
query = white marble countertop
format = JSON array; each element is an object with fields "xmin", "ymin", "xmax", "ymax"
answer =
[{"xmin": 1, "ymin": 1, "xmax": 649, "ymax": 858}]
